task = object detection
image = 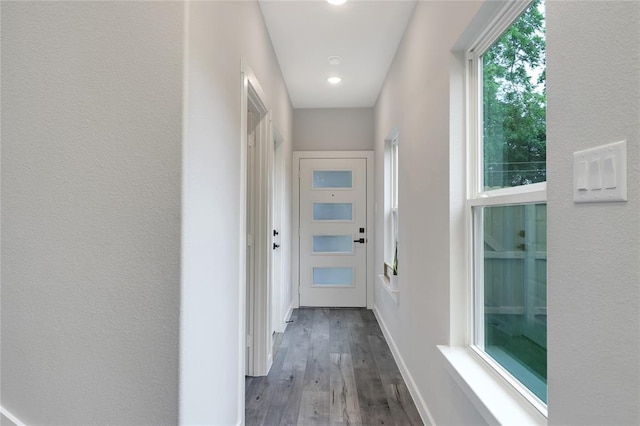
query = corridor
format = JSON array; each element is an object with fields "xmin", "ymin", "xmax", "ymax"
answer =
[{"xmin": 245, "ymin": 308, "xmax": 423, "ymax": 425}]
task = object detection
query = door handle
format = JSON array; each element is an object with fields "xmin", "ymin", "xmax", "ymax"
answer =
[
  {"xmin": 273, "ymin": 243, "xmax": 280, "ymax": 249},
  {"xmin": 353, "ymin": 238, "xmax": 365, "ymax": 244}
]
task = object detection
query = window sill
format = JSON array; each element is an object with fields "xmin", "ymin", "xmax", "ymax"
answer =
[
  {"xmin": 437, "ymin": 345, "xmax": 547, "ymax": 426},
  {"xmin": 377, "ymin": 274, "xmax": 399, "ymax": 303}
]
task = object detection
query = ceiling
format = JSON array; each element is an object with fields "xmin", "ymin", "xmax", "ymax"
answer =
[{"xmin": 259, "ymin": 0, "xmax": 416, "ymax": 109}]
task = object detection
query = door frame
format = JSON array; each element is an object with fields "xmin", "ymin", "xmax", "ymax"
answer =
[
  {"xmin": 240, "ymin": 59, "xmax": 273, "ymax": 385},
  {"xmin": 292, "ymin": 151, "xmax": 375, "ymax": 309}
]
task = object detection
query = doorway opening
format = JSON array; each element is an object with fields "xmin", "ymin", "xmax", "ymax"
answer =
[{"xmin": 242, "ymin": 62, "xmax": 273, "ymax": 379}]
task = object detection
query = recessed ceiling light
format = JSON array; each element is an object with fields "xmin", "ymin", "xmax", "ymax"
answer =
[
  {"xmin": 327, "ymin": 76, "xmax": 342, "ymax": 85},
  {"xmin": 327, "ymin": 0, "xmax": 347, "ymax": 5},
  {"xmin": 328, "ymin": 56, "xmax": 343, "ymax": 66}
]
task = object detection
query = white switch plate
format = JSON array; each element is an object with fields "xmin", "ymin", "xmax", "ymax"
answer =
[{"xmin": 573, "ymin": 140, "xmax": 627, "ymax": 203}]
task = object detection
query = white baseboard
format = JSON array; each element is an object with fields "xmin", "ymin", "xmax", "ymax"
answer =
[
  {"xmin": 282, "ymin": 303, "xmax": 293, "ymax": 330},
  {"xmin": 1, "ymin": 406, "xmax": 26, "ymax": 426},
  {"xmin": 373, "ymin": 305, "xmax": 436, "ymax": 426}
]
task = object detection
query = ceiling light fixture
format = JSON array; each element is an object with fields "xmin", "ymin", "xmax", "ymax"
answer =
[
  {"xmin": 326, "ymin": 0, "xmax": 347, "ymax": 5},
  {"xmin": 327, "ymin": 76, "xmax": 342, "ymax": 85},
  {"xmin": 328, "ymin": 56, "xmax": 343, "ymax": 66}
]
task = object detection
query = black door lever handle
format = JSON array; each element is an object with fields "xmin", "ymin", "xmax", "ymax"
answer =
[
  {"xmin": 273, "ymin": 243, "xmax": 280, "ymax": 249},
  {"xmin": 353, "ymin": 238, "xmax": 365, "ymax": 244}
]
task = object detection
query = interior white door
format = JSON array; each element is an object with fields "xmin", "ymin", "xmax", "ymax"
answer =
[
  {"xmin": 271, "ymin": 136, "xmax": 284, "ymax": 337},
  {"xmin": 299, "ymin": 158, "xmax": 367, "ymax": 307}
]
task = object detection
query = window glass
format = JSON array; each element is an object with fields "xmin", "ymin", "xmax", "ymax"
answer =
[
  {"xmin": 391, "ymin": 140, "xmax": 398, "ymax": 208},
  {"xmin": 312, "ymin": 236, "xmax": 353, "ymax": 253},
  {"xmin": 313, "ymin": 267, "xmax": 353, "ymax": 286},
  {"xmin": 482, "ymin": 0, "xmax": 546, "ymax": 190},
  {"xmin": 313, "ymin": 170, "xmax": 353, "ymax": 189},
  {"xmin": 387, "ymin": 137, "xmax": 399, "ymax": 270},
  {"xmin": 480, "ymin": 203, "xmax": 547, "ymax": 402},
  {"xmin": 313, "ymin": 203, "xmax": 353, "ymax": 221}
]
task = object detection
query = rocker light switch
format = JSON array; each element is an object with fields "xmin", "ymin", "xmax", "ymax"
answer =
[
  {"xmin": 602, "ymin": 156, "xmax": 617, "ymax": 189},
  {"xmin": 574, "ymin": 140, "xmax": 627, "ymax": 203},
  {"xmin": 588, "ymin": 159, "xmax": 602, "ymax": 190},
  {"xmin": 576, "ymin": 161, "xmax": 588, "ymax": 190}
]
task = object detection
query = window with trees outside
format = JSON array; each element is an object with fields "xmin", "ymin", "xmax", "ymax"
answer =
[
  {"xmin": 468, "ymin": 0, "xmax": 547, "ymax": 408},
  {"xmin": 385, "ymin": 136, "xmax": 399, "ymax": 282}
]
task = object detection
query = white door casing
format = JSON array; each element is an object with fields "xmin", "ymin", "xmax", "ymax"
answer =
[
  {"xmin": 242, "ymin": 61, "xmax": 273, "ymax": 380},
  {"xmin": 298, "ymin": 157, "xmax": 367, "ymax": 307}
]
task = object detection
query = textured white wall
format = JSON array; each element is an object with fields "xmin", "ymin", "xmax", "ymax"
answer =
[
  {"xmin": 293, "ymin": 108, "xmax": 374, "ymax": 151},
  {"xmin": 373, "ymin": 2, "xmax": 486, "ymax": 425},
  {"xmin": 1, "ymin": 2, "xmax": 183, "ymax": 425},
  {"xmin": 546, "ymin": 1, "xmax": 640, "ymax": 424},
  {"xmin": 181, "ymin": 1, "xmax": 293, "ymax": 424},
  {"xmin": 0, "ymin": 413, "xmax": 17, "ymax": 426}
]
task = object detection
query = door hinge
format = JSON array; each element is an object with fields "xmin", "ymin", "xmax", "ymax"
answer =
[
  {"xmin": 247, "ymin": 234, "xmax": 254, "ymax": 246},
  {"xmin": 248, "ymin": 133, "xmax": 256, "ymax": 147},
  {"xmin": 247, "ymin": 335, "xmax": 252, "ymax": 347}
]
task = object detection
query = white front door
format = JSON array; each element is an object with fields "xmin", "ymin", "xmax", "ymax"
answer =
[{"xmin": 299, "ymin": 158, "xmax": 367, "ymax": 307}]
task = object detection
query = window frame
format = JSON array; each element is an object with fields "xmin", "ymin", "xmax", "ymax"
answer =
[
  {"xmin": 465, "ymin": 0, "xmax": 548, "ymax": 415},
  {"xmin": 391, "ymin": 137, "xmax": 398, "ymax": 211},
  {"xmin": 384, "ymin": 135, "xmax": 399, "ymax": 275},
  {"xmin": 390, "ymin": 137, "xmax": 398, "ymax": 267}
]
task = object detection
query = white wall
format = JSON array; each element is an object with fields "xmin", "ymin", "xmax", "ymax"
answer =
[
  {"xmin": 1, "ymin": 413, "xmax": 17, "ymax": 426},
  {"xmin": 546, "ymin": 1, "xmax": 640, "ymax": 424},
  {"xmin": 181, "ymin": 1, "xmax": 293, "ymax": 424},
  {"xmin": 293, "ymin": 108, "xmax": 374, "ymax": 151},
  {"xmin": 373, "ymin": 2, "xmax": 485, "ymax": 425},
  {"xmin": 1, "ymin": 2, "xmax": 183, "ymax": 424},
  {"xmin": 1, "ymin": 1, "xmax": 293, "ymax": 425}
]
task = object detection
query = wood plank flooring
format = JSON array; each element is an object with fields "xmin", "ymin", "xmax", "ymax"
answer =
[{"xmin": 245, "ymin": 308, "xmax": 423, "ymax": 426}]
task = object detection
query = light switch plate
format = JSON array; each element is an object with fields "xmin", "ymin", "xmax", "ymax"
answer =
[{"xmin": 573, "ymin": 140, "xmax": 627, "ymax": 203}]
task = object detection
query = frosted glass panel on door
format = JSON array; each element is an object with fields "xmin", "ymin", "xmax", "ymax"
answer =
[
  {"xmin": 313, "ymin": 203, "xmax": 353, "ymax": 221},
  {"xmin": 313, "ymin": 236, "xmax": 353, "ymax": 253},
  {"xmin": 313, "ymin": 171, "xmax": 352, "ymax": 188},
  {"xmin": 313, "ymin": 267, "xmax": 353, "ymax": 286}
]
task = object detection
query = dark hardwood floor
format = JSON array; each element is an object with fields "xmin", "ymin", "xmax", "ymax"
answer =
[{"xmin": 245, "ymin": 308, "xmax": 423, "ymax": 425}]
